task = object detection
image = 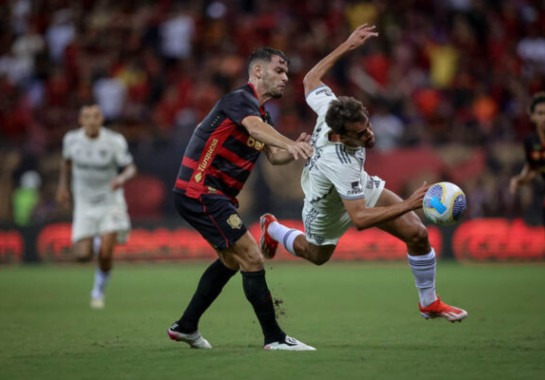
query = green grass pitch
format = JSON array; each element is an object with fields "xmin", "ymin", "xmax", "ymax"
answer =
[{"xmin": 1, "ymin": 261, "xmax": 544, "ymax": 380}]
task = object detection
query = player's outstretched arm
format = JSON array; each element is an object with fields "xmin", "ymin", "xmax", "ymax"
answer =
[
  {"xmin": 242, "ymin": 116, "xmax": 313, "ymax": 161},
  {"xmin": 343, "ymin": 182, "xmax": 430, "ymax": 231},
  {"xmin": 303, "ymin": 24, "xmax": 378, "ymax": 97},
  {"xmin": 264, "ymin": 132, "xmax": 311, "ymax": 165}
]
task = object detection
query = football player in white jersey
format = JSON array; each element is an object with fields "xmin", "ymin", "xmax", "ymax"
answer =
[
  {"xmin": 56, "ymin": 103, "xmax": 136, "ymax": 309},
  {"xmin": 260, "ymin": 25, "xmax": 468, "ymax": 323}
]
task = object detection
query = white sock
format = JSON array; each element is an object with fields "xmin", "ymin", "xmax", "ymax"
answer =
[
  {"xmin": 91, "ymin": 269, "xmax": 111, "ymax": 299},
  {"xmin": 93, "ymin": 236, "xmax": 101, "ymax": 256},
  {"xmin": 408, "ymin": 249, "xmax": 437, "ymax": 307},
  {"xmin": 267, "ymin": 221, "xmax": 304, "ymax": 257}
]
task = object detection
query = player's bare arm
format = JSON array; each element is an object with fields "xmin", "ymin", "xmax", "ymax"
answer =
[
  {"xmin": 56, "ymin": 158, "xmax": 72, "ymax": 208},
  {"xmin": 242, "ymin": 115, "xmax": 313, "ymax": 160},
  {"xmin": 343, "ymin": 182, "xmax": 430, "ymax": 231},
  {"xmin": 264, "ymin": 132, "xmax": 311, "ymax": 165},
  {"xmin": 111, "ymin": 163, "xmax": 137, "ymax": 190},
  {"xmin": 303, "ymin": 24, "xmax": 378, "ymax": 96},
  {"xmin": 509, "ymin": 163, "xmax": 537, "ymax": 194}
]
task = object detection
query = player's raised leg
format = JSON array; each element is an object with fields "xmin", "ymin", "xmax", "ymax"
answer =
[{"xmin": 376, "ymin": 189, "xmax": 468, "ymax": 322}]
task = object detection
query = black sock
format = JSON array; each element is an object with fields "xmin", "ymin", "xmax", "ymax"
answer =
[
  {"xmin": 177, "ymin": 259, "xmax": 237, "ymax": 333},
  {"xmin": 241, "ymin": 270, "xmax": 286, "ymax": 345}
]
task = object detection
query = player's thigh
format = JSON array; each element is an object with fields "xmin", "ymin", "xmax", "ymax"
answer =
[
  {"xmin": 374, "ymin": 188, "xmax": 428, "ymax": 243},
  {"xmin": 73, "ymin": 237, "xmax": 93, "ymax": 260},
  {"xmin": 99, "ymin": 206, "xmax": 130, "ymax": 244},
  {"xmin": 175, "ymin": 192, "xmax": 248, "ymax": 251}
]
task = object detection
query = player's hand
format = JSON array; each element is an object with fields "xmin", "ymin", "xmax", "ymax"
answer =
[
  {"xmin": 346, "ymin": 24, "xmax": 378, "ymax": 50},
  {"xmin": 287, "ymin": 141, "xmax": 313, "ymax": 160},
  {"xmin": 295, "ymin": 132, "xmax": 311, "ymax": 144},
  {"xmin": 56, "ymin": 188, "xmax": 72, "ymax": 209},
  {"xmin": 509, "ymin": 177, "xmax": 519, "ymax": 194},
  {"xmin": 407, "ymin": 181, "xmax": 430, "ymax": 210},
  {"xmin": 111, "ymin": 177, "xmax": 125, "ymax": 190}
]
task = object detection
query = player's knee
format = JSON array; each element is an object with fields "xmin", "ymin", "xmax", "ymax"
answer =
[
  {"xmin": 406, "ymin": 223, "xmax": 429, "ymax": 248},
  {"xmin": 306, "ymin": 251, "xmax": 332, "ymax": 266},
  {"xmin": 237, "ymin": 251, "xmax": 264, "ymax": 272},
  {"xmin": 311, "ymin": 256, "xmax": 330, "ymax": 266},
  {"xmin": 247, "ymin": 254, "xmax": 264, "ymax": 269},
  {"xmin": 303, "ymin": 245, "xmax": 334, "ymax": 265}
]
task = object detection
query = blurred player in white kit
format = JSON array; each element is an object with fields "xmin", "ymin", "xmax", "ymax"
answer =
[{"xmin": 56, "ymin": 103, "xmax": 137, "ymax": 309}]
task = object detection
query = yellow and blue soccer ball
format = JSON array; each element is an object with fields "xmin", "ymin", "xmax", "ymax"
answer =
[{"xmin": 422, "ymin": 182, "xmax": 467, "ymax": 226}]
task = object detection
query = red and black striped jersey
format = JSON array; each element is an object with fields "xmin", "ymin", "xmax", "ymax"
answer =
[
  {"xmin": 174, "ymin": 83, "xmax": 272, "ymax": 203},
  {"xmin": 523, "ymin": 132, "xmax": 545, "ymax": 180}
]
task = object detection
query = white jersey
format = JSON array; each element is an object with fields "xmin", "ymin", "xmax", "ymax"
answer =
[
  {"xmin": 62, "ymin": 127, "xmax": 133, "ymax": 243},
  {"xmin": 301, "ymin": 85, "xmax": 385, "ymax": 246},
  {"xmin": 62, "ymin": 127, "xmax": 133, "ymax": 208}
]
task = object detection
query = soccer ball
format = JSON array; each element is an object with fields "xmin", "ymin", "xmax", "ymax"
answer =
[{"xmin": 422, "ymin": 182, "xmax": 467, "ymax": 226}]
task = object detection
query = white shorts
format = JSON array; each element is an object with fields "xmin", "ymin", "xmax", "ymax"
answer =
[
  {"xmin": 72, "ymin": 203, "xmax": 131, "ymax": 244},
  {"xmin": 303, "ymin": 175, "xmax": 385, "ymax": 246}
]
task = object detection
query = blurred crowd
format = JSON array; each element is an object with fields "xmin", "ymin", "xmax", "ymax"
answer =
[{"xmin": 1, "ymin": 0, "xmax": 544, "ymax": 227}]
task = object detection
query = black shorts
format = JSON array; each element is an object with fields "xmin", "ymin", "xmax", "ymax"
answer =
[{"xmin": 174, "ymin": 191, "xmax": 247, "ymax": 250}]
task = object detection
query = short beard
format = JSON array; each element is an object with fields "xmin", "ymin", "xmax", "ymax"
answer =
[{"xmin": 269, "ymin": 90, "xmax": 283, "ymax": 99}]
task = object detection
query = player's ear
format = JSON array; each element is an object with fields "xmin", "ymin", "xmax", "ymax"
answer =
[{"xmin": 254, "ymin": 63, "xmax": 263, "ymax": 79}]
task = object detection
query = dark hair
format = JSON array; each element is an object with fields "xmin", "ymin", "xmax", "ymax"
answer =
[
  {"xmin": 529, "ymin": 92, "xmax": 545, "ymax": 113},
  {"xmin": 325, "ymin": 96, "xmax": 369, "ymax": 135},
  {"xmin": 248, "ymin": 47, "xmax": 289, "ymax": 68},
  {"xmin": 79, "ymin": 102, "xmax": 99, "ymax": 109}
]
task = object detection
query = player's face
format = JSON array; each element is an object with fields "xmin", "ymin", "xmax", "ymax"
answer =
[
  {"xmin": 530, "ymin": 102, "xmax": 545, "ymax": 130},
  {"xmin": 262, "ymin": 55, "xmax": 289, "ymax": 99},
  {"xmin": 341, "ymin": 120, "xmax": 376, "ymax": 148},
  {"xmin": 79, "ymin": 105, "xmax": 104, "ymax": 138}
]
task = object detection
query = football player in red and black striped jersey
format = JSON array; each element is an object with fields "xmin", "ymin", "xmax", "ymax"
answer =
[
  {"xmin": 167, "ymin": 47, "xmax": 316, "ymax": 351},
  {"xmin": 510, "ymin": 92, "xmax": 545, "ymax": 226}
]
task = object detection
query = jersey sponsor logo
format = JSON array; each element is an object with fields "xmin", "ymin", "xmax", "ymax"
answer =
[
  {"xmin": 88, "ymin": 194, "xmax": 107, "ymax": 204},
  {"xmin": 194, "ymin": 138, "xmax": 218, "ymax": 183},
  {"xmin": 198, "ymin": 138, "xmax": 218, "ymax": 172},
  {"xmin": 315, "ymin": 87, "xmax": 333, "ymax": 97},
  {"xmin": 364, "ymin": 178, "xmax": 382, "ymax": 190},
  {"xmin": 227, "ymin": 214, "xmax": 242, "ymax": 229},
  {"xmin": 75, "ymin": 162, "xmax": 111, "ymax": 171},
  {"xmin": 246, "ymin": 136, "xmax": 265, "ymax": 151},
  {"xmin": 347, "ymin": 181, "xmax": 363, "ymax": 195}
]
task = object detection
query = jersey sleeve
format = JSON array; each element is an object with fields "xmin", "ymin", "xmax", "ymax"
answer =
[
  {"xmin": 318, "ymin": 153, "xmax": 365, "ymax": 200},
  {"xmin": 305, "ymin": 85, "xmax": 337, "ymax": 117},
  {"xmin": 113, "ymin": 134, "xmax": 133, "ymax": 167},
  {"xmin": 223, "ymin": 90, "xmax": 262, "ymax": 126},
  {"xmin": 62, "ymin": 132, "xmax": 74, "ymax": 160}
]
